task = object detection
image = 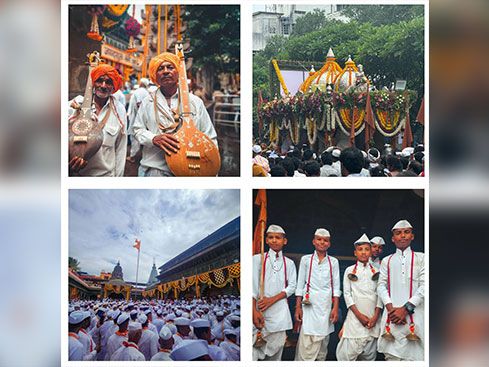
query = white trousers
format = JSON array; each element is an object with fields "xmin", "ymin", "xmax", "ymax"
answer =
[
  {"xmin": 336, "ymin": 336, "xmax": 378, "ymax": 361},
  {"xmin": 294, "ymin": 328, "xmax": 330, "ymax": 361},
  {"xmin": 252, "ymin": 330, "xmax": 286, "ymax": 361}
]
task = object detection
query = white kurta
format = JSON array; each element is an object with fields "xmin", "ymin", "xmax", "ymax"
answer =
[
  {"xmin": 377, "ymin": 247, "xmax": 425, "ymax": 360},
  {"xmin": 208, "ymin": 343, "xmax": 230, "ymax": 361},
  {"xmin": 133, "ymin": 89, "xmax": 218, "ymax": 176},
  {"xmin": 252, "ymin": 249, "xmax": 297, "ymax": 333},
  {"xmin": 342, "ymin": 262, "xmax": 382, "ymax": 339},
  {"xmin": 211, "ymin": 320, "xmax": 226, "ymax": 342},
  {"xmin": 111, "ymin": 342, "xmax": 145, "ymax": 361},
  {"xmin": 78, "ymin": 328, "xmax": 96, "ymax": 361},
  {"xmin": 295, "ymin": 251, "xmax": 341, "ymax": 336},
  {"xmin": 105, "ymin": 332, "xmax": 127, "ymax": 360},
  {"xmin": 151, "ymin": 350, "xmax": 173, "ymax": 361},
  {"xmin": 138, "ymin": 328, "xmax": 159, "ymax": 361},
  {"xmin": 69, "ymin": 334, "xmax": 85, "ymax": 361},
  {"xmin": 252, "ymin": 249, "xmax": 297, "ymax": 360},
  {"xmin": 370, "ymin": 257, "xmax": 382, "ymax": 270},
  {"xmin": 68, "ymin": 95, "xmax": 127, "ymax": 176},
  {"xmin": 220, "ymin": 341, "xmax": 240, "ymax": 360}
]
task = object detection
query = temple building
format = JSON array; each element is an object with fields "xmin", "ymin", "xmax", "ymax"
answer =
[{"xmin": 142, "ymin": 217, "xmax": 240, "ymax": 300}]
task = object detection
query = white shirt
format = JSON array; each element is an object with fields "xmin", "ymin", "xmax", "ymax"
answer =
[
  {"xmin": 133, "ymin": 89, "xmax": 217, "ymax": 175},
  {"xmin": 377, "ymin": 247, "xmax": 425, "ymax": 360},
  {"xmin": 369, "ymin": 257, "xmax": 381, "ymax": 270},
  {"xmin": 342, "ymin": 262, "xmax": 382, "ymax": 338},
  {"xmin": 252, "ymin": 249, "xmax": 297, "ymax": 333},
  {"xmin": 69, "ymin": 333, "xmax": 85, "ymax": 361},
  {"xmin": 320, "ymin": 164, "xmax": 340, "ymax": 177},
  {"xmin": 208, "ymin": 343, "xmax": 229, "ymax": 361},
  {"xmin": 152, "ymin": 318, "xmax": 165, "ymax": 334},
  {"xmin": 127, "ymin": 87, "xmax": 150, "ymax": 132},
  {"xmin": 69, "ymin": 96, "xmax": 127, "ymax": 176},
  {"xmin": 211, "ymin": 320, "xmax": 226, "ymax": 342},
  {"xmin": 138, "ymin": 328, "xmax": 159, "ymax": 361},
  {"xmin": 111, "ymin": 342, "xmax": 145, "ymax": 361},
  {"xmin": 295, "ymin": 251, "xmax": 341, "ymax": 336}
]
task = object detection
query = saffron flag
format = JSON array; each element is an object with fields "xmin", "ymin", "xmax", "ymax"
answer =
[
  {"xmin": 133, "ymin": 239, "xmax": 141, "ymax": 251},
  {"xmin": 253, "ymin": 189, "xmax": 267, "ymax": 255},
  {"xmin": 416, "ymin": 96, "xmax": 425, "ymax": 125}
]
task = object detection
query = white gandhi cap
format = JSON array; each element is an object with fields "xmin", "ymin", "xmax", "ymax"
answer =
[
  {"xmin": 370, "ymin": 236, "xmax": 385, "ymax": 245},
  {"xmin": 170, "ymin": 339, "xmax": 209, "ymax": 361},
  {"xmin": 314, "ymin": 228, "xmax": 330, "ymax": 237},
  {"xmin": 159, "ymin": 326, "xmax": 173, "ymax": 340},
  {"xmin": 128, "ymin": 321, "xmax": 142, "ymax": 331},
  {"xmin": 391, "ymin": 220, "xmax": 413, "ymax": 231},
  {"xmin": 266, "ymin": 224, "xmax": 285, "ymax": 234},
  {"xmin": 354, "ymin": 233, "xmax": 371, "ymax": 245}
]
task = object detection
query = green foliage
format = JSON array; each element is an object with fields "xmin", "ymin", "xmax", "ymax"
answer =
[
  {"xmin": 341, "ymin": 5, "xmax": 424, "ymax": 26},
  {"xmin": 69, "ymin": 257, "xmax": 80, "ymax": 272},
  {"xmin": 185, "ymin": 6, "xmax": 240, "ymax": 74},
  {"xmin": 291, "ymin": 9, "xmax": 327, "ymax": 37}
]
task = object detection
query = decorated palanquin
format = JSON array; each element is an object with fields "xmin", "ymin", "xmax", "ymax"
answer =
[{"xmin": 259, "ymin": 48, "xmax": 417, "ymax": 148}]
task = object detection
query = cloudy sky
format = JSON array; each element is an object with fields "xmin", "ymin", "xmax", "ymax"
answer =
[{"xmin": 69, "ymin": 189, "xmax": 239, "ymax": 283}]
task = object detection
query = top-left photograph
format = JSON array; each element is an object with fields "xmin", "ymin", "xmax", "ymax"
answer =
[{"xmin": 67, "ymin": 4, "xmax": 240, "ymax": 177}]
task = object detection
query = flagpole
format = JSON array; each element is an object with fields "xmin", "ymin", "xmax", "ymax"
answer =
[{"xmin": 135, "ymin": 248, "xmax": 140, "ymax": 286}]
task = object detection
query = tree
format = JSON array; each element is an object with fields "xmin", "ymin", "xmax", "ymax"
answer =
[
  {"xmin": 69, "ymin": 257, "xmax": 81, "ymax": 272},
  {"xmin": 291, "ymin": 9, "xmax": 327, "ymax": 37},
  {"xmin": 185, "ymin": 5, "xmax": 240, "ymax": 96},
  {"xmin": 341, "ymin": 5, "xmax": 424, "ymax": 26}
]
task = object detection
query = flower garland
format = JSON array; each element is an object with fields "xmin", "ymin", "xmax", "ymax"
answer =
[
  {"xmin": 289, "ymin": 117, "xmax": 300, "ymax": 145},
  {"xmin": 306, "ymin": 118, "xmax": 317, "ymax": 145},
  {"xmin": 272, "ymin": 59, "xmax": 289, "ymax": 96}
]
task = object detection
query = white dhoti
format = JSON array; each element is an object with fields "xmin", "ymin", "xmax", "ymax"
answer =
[
  {"xmin": 384, "ymin": 352, "xmax": 404, "ymax": 361},
  {"xmin": 252, "ymin": 330, "xmax": 286, "ymax": 361},
  {"xmin": 294, "ymin": 329, "xmax": 330, "ymax": 361},
  {"xmin": 336, "ymin": 336, "xmax": 377, "ymax": 361}
]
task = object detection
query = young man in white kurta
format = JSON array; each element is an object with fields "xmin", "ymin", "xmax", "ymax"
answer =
[
  {"xmin": 252, "ymin": 224, "xmax": 297, "ymax": 361},
  {"xmin": 370, "ymin": 236, "xmax": 385, "ymax": 270},
  {"xmin": 137, "ymin": 314, "xmax": 159, "ymax": 360},
  {"xmin": 336, "ymin": 234, "xmax": 382, "ymax": 361},
  {"xmin": 294, "ymin": 228, "xmax": 341, "ymax": 361},
  {"xmin": 377, "ymin": 220, "xmax": 424, "ymax": 361},
  {"xmin": 105, "ymin": 313, "xmax": 129, "ymax": 360}
]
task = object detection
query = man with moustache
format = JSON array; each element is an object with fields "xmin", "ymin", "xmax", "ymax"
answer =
[
  {"xmin": 68, "ymin": 64, "xmax": 127, "ymax": 176},
  {"xmin": 132, "ymin": 52, "xmax": 218, "ymax": 177}
]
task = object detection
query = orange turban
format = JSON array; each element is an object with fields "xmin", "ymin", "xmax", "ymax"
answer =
[
  {"xmin": 148, "ymin": 52, "xmax": 180, "ymax": 85},
  {"xmin": 90, "ymin": 64, "xmax": 123, "ymax": 92}
]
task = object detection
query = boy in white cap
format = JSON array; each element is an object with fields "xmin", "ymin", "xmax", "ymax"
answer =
[
  {"xmin": 221, "ymin": 328, "xmax": 240, "ymax": 360},
  {"xmin": 336, "ymin": 234, "xmax": 382, "ymax": 361},
  {"xmin": 211, "ymin": 310, "xmax": 226, "ymax": 343},
  {"xmin": 105, "ymin": 313, "xmax": 129, "ymax": 360},
  {"xmin": 252, "ymin": 224, "xmax": 297, "ymax": 361},
  {"xmin": 294, "ymin": 228, "xmax": 341, "ymax": 361},
  {"xmin": 151, "ymin": 326, "xmax": 174, "ymax": 361},
  {"xmin": 173, "ymin": 317, "xmax": 191, "ymax": 346},
  {"xmin": 370, "ymin": 236, "xmax": 386, "ymax": 269},
  {"xmin": 69, "ymin": 311, "xmax": 87, "ymax": 361},
  {"xmin": 191, "ymin": 318, "xmax": 228, "ymax": 360},
  {"xmin": 111, "ymin": 321, "xmax": 145, "ymax": 361},
  {"xmin": 137, "ymin": 313, "xmax": 159, "ymax": 360},
  {"xmin": 77, "ymin": 311, "xmax": 97, "ymax": 360},
  {"xmin": 377, "ymin": 220, "xmax": 424, "ymax": 361}
]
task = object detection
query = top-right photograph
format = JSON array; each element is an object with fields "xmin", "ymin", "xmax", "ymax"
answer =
[{"xmin": 252, "ymin": 4, "xmax": 425, "ymax": 177}]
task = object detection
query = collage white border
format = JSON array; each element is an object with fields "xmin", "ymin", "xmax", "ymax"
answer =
[{"xmin": 61, "ymin": 0, "xmax": 429, "ymax": 365}]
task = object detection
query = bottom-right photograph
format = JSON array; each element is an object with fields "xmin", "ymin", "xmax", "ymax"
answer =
[{"xmin": 252, "ymin": 189, "xmax": 425, "ymax": 362}]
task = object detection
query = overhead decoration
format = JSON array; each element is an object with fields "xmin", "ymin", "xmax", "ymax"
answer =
[
  {"xmin": 86, "ymin": 6, "xmax": 106, "ymax": 42},
  {"xmin": 101, "ymin": 5, "xmax": 129, "ymax": 30},
  {"xmin": 145, "ymin": 263, "xmax": 241, "ymax": 298},
  {"xmin": 125, "ymin": 14, "xmax": 140, "ymax": 53},
  {"xmin": 260, "ymin": 53, "xmax": 417, "ymax": 146}
]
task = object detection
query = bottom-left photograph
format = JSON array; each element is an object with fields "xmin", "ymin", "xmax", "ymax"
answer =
[{"xmin": 67, "ymin": 189, "xmax": 240, "ymax": 362}]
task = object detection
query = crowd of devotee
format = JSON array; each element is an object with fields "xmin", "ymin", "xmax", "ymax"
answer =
[
  {"xmin": 68, "ymin": 295, "xmax": 240, "ymax": 361},
  {"xmin": 253, "ymin": 220, "xmax": 424, "ymax": 361},
  {"xmin": 252, "ymin": 143, "xmax": 425, "ymax": 177}
]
